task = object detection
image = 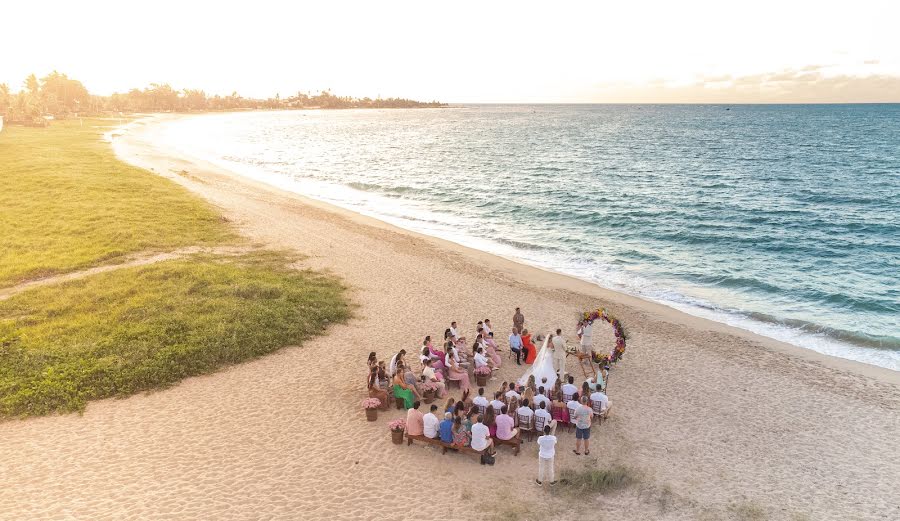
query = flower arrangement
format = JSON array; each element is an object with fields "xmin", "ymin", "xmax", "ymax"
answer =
[
  {"xmin": 421, "ymin": 381, "xmax": 439, "ymax": 392},
  {"xmin": 474, "ymin": 366, "xmax": 492, "ymax": 375},
  {"xmin": 581, "ymin": 307, "xmax": 627, "ymax": 363},
  {"xmin": 361, "ymin": 398, "xmax": 382, "ymax": 410},
  {"xmin": 387, "ymin": 419, "xmax": 407, "ymax": 432}
]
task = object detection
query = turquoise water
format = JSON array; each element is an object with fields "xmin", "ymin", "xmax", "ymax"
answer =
[{"xmin": 153, "ymin": 105, "xmax": 900, "ymax": 370}]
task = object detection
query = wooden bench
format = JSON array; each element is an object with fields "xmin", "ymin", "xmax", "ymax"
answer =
[
  {"xmin": 405, "ymin": 433, "xmax": 485, "ymax": 458},
  {"xmin": 492, "ymin": 435, "xmax": 521, "ymax": 456}
]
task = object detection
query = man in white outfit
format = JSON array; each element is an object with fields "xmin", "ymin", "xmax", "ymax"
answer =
[
  {"xmin": 551, "ymin": 329, "xmax": 567, "ymax": 374},
  {"xmin": 536, "ymin": 425, "xmax": 557, "ymax": 485},
  {"xmin": 578, "ymin": 320, "xmax": 593, "ymax": 354}
]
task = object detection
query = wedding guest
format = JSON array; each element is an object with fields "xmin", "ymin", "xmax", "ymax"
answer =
[
  {"xmin": 513, "ymin": 307, "xmax": 525, "ymax": 332},
  {"xmin": 490, "ymin": 392, "xmax": 506, "ymax": 414},
  {"xmin": 392, "ymin": 362, "xmax": 417, "ymax": 409},
  {"xmin": 439, "ymin": 412, "xmax": 455, "ymax": 443},
  {"xmin": 509, "ymin": 328, "xmax": 524, "ymax": 365},
  {"xmin": 504, "ymin": 382, "xmax": 521, "ymax": 401},
  {"xmin": 581, "ymin": 381, "xmax": 591, "ymax": 401},
  {"xmin": 445, "ymin": 397, "xmax": 457, "ymax": 414},
  {"xmin": 367, "ymin": 352, "xmax": 378, "ymax": 371},
  {"xmin": 533, "ymin": 386, "xmax": 549, "ymax": 410},
  {"xmin": 474, "ymin": 346, "xmax": 490, "ymax": 370},
  {"xmin": 590, "ymin": 388, "xmax": 610, "ymax": 413},
  {"xmin": 406, "ymin": 401, "xmax": 424, "ymax": 436},
  {"xmin": 367, "ymin": 366, "xmax": 390, "ymax": 411},
  {"xmin": 389, "ymin": 349, "xmax": 407, "ymax": 377},
  {"xmin": 516, "ymin": 398, "xmax": 534, "ymax": 429},
  {"xmin": 536, "ymin": 425, "xmax": 558, "ymax": 485},
  {"xmin": 484, "ymin": 332, "xmax": 502, "ymax": 368},
  {"xmin": 562, "ymin": 375, "xmax": 579, "ymax": 401},
  {"xmin": 484, "ymin": 406, "xmax": 498, "ymax": 437},
  {"xmin": 423, "ymin": 404, "xmax": 440, "ymax": 439},
  {"xmin": 452, "ymin": 416, "xmax": 470, "ymax": 448},
  {"xmin": 496, "ymin": 405, "xmax": 519, "ymax": 441},
  {"xmin": 521, "ymin": 328, "xmax": 537, "ymax": 364},
  {"xmin": 573, "ymin": 396, "xmax": 594, "ymax": 455},
  {"xmin": 473, "ymin": 387, "xmax": 490, "ymax": 411},
  {"xmin": 470, "ymin": 415, "xmax": 495, "ymax": 460},
  {"xmin": 422, "ymin": 359, "xmax": 447, "ymax": 397},
  {"xmin": 566, "ymin": 392, "xmax": 581, "ymax": 419},
  {"xmin": 534, "ymin": 401, "xmax": 556, "ymax": 434},
  {"xmin": 445, "ymin": 347, "xmax": 472, "ymax": 391}
]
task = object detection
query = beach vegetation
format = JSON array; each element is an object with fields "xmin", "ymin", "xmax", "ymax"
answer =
[
  {"xmin": 0, "ymin": 120, "xmax": 232, "ymax": 286},
  {"xmin": 555, "ymin": 464, "xmax": 639, "ymax": 496},
  {"xmin": 0, "ymin": 252, "xmax": 350, "ymax": 418}
]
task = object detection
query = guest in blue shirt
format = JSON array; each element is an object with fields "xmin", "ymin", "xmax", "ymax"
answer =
[
  {"xmin": 439, "ymin": 412, "xmax": 455, "ymax": 443},
  {"xmin": 509, "ymin": 328, "xmax": 524, "ymax": 365}
]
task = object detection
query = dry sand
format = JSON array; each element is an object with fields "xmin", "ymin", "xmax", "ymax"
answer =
[{"xmin": 1, "ymin": 114, "xmax": 898, "ymax": 521}]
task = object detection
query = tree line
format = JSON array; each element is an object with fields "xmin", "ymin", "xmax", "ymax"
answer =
[{"xmin": 0, "ymin": 72, "xmax": 446, "ymax": 125}]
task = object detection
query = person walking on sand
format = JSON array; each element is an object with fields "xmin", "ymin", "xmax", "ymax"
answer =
[
  {"xmin": 536, "ymin": 425, "xmax": 557, "ymax": 485},
  {"xmin": 513, "ymin": 307, "xmax": 525, "ymax": 332}
]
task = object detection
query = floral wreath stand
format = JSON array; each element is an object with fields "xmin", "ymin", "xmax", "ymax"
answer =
[{"xmin": 574, "ymin": 307, "xmax": 627, "ymax": 384}]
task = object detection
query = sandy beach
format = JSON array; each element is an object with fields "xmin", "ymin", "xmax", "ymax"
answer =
[{"xmin": 1, "ymin": 114, "xmax": 898, "ymax": 521}]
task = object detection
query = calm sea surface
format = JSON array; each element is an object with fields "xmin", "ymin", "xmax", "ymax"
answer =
[{"xmin": 150, "ymin": 105, "xmax": 900, "ymax": 370}]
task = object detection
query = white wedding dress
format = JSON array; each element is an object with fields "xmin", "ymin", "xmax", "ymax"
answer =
[{"xmin": 517, "ymin": 334, "xmax": 558, "ymax": 390}]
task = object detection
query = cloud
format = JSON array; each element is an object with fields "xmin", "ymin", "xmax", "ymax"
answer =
[{"xmin": 589, "ymin": 66, "xmax": 900, "ymax": 103}]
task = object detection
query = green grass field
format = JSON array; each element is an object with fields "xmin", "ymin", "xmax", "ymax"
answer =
[
  {"xmin": 0, "ymin": 120, "xmax": 350, "ymax": 418},
  {"xmin": 0, "ymin": 120, "xmax": 233, "ymax": 287},
  {"xmin": 0, "ymin": 252, "xmax": 349, "ymax": 417}
]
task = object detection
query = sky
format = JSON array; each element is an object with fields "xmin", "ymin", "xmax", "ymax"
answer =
[{"xmin": 2, "ymin": 0, "xmax": 899, "ymax": 103}]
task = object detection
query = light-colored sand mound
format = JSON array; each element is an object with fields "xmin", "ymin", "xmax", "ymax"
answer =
[{"xmin": 1, "ymin": 115, "xmax": 897, "ymax": 521}]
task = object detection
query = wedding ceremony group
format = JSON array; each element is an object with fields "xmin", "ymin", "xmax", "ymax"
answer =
[{"xmin": 364, "ymin": 307, "xmax": 621, "ymax": 484}]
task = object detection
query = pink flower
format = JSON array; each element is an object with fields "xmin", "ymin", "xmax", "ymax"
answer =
[
  {"xmin": 387, "ymin": 419, "xmax": 407, "ymax": 431},
  {"xmin": 474, "ymin": 366, "xmax": 492, "ymax": 375},
  {"xmin": 361, "ymin": 398, "xmax": 382, "ymax": 409}
]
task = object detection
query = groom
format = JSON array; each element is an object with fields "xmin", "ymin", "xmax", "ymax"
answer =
[{"xmin": 551, "ymin": 329, "xmax": 567, "ymax": 374}]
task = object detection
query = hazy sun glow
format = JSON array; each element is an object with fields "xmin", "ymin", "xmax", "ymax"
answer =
[{"xmin": 3, "ymin": 0, "xmax": 899, "ymax": 102}]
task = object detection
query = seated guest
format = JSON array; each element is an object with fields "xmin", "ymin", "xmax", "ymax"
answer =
[
  {"xmin": 490, "ymin": 392, "xmax": 506, "ymax": 414},
  {"xmin": 590, "ymin": 388, "xmax": 610, "ymax": 413},
  {"xmin": 473, "ymin": 346, "xmax": 490, "ymax": 371},
  {"xmin": 422, "ymin": 359, "xmax": 447, "ymax": 397},
  {"xmin": 533, "ymin": 386, "xmax": 549, "ymax": 410},
  {"xmin": 445, "ymin": 397, "xmax": 457, "ymax": 414},
  {"xmin": 424, "ymin": 335, "xmax": 445, "ymax": 360},
  {"xmin": 465, "ymin": 406, "xmax": 477, "ymax": 433},
  {"xmin": 566, "ymin": 392, "xmax": 581, "ymax": 414},
  {"xmin": 423, "ymin": 404, "xmax": 440, "ymax": 439},
  {"xmin": 391, "ymin": 362, "xmax": 417, "ymax": 409},
  {"xmin": 459, "ymin": 388, "xmax": 472, "ymax": 410},
  {"xmin": 470, "ymin": 415, "xmax": 496, "ymax": 461},
  {"xmin": 504, "ymin": 382, "xmax": 521, "ymax": 401},
  {"xmin": 561, "ymin": 375, "xmax": 579, "ymax": 401},
  {"xmin": 403, "ymin": 364, "xmax": 424, "ymax": 398},
  {"xmin": 367, "ymin": 366, "xmax": 390, "ymax": 411},
  {"xmin": 484, "ymin": 406, "xmax": 498, "ymax": 437},
  {"xmin": 367, "ymin": 352, "xmax": 378, "ymax": 371},
  {"xmin": 452, "ymin": 416, "xmax": 470, "ymax": 448},
  {"xmin": 406, "ymin": 401, "xmax": 424, "ymax": 436},
  {"xmin": 484, "ymin": 332, "xmax": 502, "ymax": 368},
  {"xmin": 533, "ymin": 401, "xmax": 557, "ymax": 434},
  {"xmin": 473, "ymin": 387, "xmax": 490, "ymax": 411},
  {"xmin": 508, "ymin": 328, "xmax": 524, "ymax": 365},
  {"xmin": 522, "ymin": 375, "xmax": 537, "ymax": 401},
  {"xmin": 388, "ymin": 349, "xmax": 406, "ymax": 377},
  {"xmin": 550, "ymin": 390, "xmax": 570, "ymax": 424},
  {"xmin": 581, "ymin": 381, "xmax": 591, "ymax": 401},
  {"xmin": 516, "ymin": 398, "xmax": 534, "ymax": 428},
  {"xmin": 439, "ymin": 412, "xmax": 455, "ymax": 443},
  {"xmin": 495, "ymin": 405, "xmax": 519, "ymax": 441},
  {"xmin": 522, "ymin": 329, "xmax": 537, "ymax": 364},
  {"xmin": 483, "ymin": 318, "xmax": 494, "ymax": 337},
  {"xmin": 445, "ymin": 347, "xmax": 472, "ymax": 391}
]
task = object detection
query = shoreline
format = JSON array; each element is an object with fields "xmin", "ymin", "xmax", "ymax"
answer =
[
  {"xmin": 123, "ymin": 113, "xmax": 898, "ymax": 385},
  {"xmin": 2, "ymin": 112, "xmax": 897, "ymax": 520}
]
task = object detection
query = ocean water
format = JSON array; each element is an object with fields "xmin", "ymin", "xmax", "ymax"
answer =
[{"xmin": 148, "ymin": 105, "xmax": 900, "ymax": 371}]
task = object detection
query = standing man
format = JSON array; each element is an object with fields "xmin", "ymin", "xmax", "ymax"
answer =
[
  {"xmin": 551, "ymin": 329, "xmax": 567, "ymax": 374},
  {"xmin": 508, "ymin": 328, "xmax": 524, "ymax": 365},
  {"xmin": 513, "ymin": 307, "xmax": 525, "ymax": 333},
  {"xmin": 536, "ymin": 425, "xmax": 557, "ymax": 485},
  {"xmin": 578, "ymin": 320, "xmax": 593, "ymax": 354},
  {"xmin": 572, "ymin": 395, "xmax": 594, "ymax": 456}
]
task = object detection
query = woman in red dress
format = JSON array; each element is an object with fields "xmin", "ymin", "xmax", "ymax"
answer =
[{"xmin": 522, "ymin": 329, "xmax": 537, "ymax": 364}]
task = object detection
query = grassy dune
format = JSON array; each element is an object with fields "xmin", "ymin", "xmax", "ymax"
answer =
[
  {"xmin": 0, "ymin": 120, "xmax": 350, "ymax": 418},
  {"xmin": 0, "ymin": 120, "xmax": 232, "ymax": 287}
]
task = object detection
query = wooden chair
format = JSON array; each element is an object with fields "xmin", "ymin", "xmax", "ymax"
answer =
[
  {"xmin": 562, "ymin": 392, "xmax": 573, "ymax": 403},
  {"xmin": 476, "ymin": 404, "xmax": 487, "ymax": 415},
  {"xmin": 567, "ymin": 403, "xmax": 579, "ymax": 429},
  {"xmin": 517, "ymin": 412, "xmax": 534, "ymax": 441},
  {"xmin": 533, "ymin": 413, "xmax": 548, "ymax": 434},
  {"xmin": 591, "ymin": 400, "xmax": 610, "ymax": 425},
  {"xmin": 492, "ymin": 404, "xmax": 503, "ymax": 415}
]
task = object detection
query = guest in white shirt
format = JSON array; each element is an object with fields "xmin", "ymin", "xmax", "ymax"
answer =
[
  {"xmin": 561, "ymin": 375, "xmax": 578, "ymax": 400},
  {"xmin": 533, "ymin": 402, "xmax": 556, "ymax": 435},
  {"xmin": 504, "ymin": 382, "xmax": 521, "ymax": 401},
  {"xmin": 536, "ymin": 425, "xmax": 557, "ymax": 485},
  {"xmin": 473, "ymin": 347, "xmax": 490, "ymax": 370},
  {"xmin": 473, "ymin": 387, "xmax": 489, "ymax": 410},
  {"xmin": 483, "ymin": 318, "xmax": 493, "ymax": 337},
  {"xmin": 516, "ymin": 398, "xmax": 534, "ymax": 428},
  {"xmin": 590, "ymin": 389, "xmax": 610, "ymax": 413},
  {"xmin": 533, "ymin": 386, "xmax": 549, "ymax": 410},
  {"xmin": 470, "ymin": 415, "xmax": 495, "ymax": 457},
  {"xmin": 422, "ymin": 359, "xmax": 447, "ymax": 398},
  {"xmin": 489, "ymin": 392, "xmax": 506, "ymax": 413},
  {"xmin": 423, "ymin": 404, "xmax": 440, "ymax": 439},
  {"xmin": 551, "ymin": 329, "xmax": 567, "ymax": 373},
  {"xmin": 389, "ymin": 349, "xmax": 406, "ymax": 377}
]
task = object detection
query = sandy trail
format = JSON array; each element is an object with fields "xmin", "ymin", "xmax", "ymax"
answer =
[
  {"xmin": 0, "ymin": 246, "xmax": 250, "ymax": 301},
  {"xmin": 0, "ymin": 115, "xmax": 897, "ymax": 521}
]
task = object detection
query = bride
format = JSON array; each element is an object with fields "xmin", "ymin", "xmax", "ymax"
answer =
[{"xmin": 517, "ymin": 333, "xmax": 559, "ymax": 390}]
